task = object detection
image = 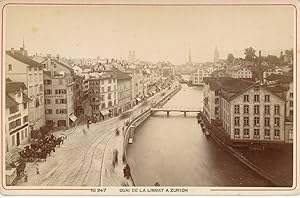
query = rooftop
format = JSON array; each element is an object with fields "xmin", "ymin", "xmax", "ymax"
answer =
[
  {"xmin": 6, "ymin": 51, "xmax": 44, "ymax": 68},
  {"xmin": 264, "ymin": 73, "xmax": 293, "ymax": 83},
  {"xmin": 6, "ymin": 82, "xmax": 27, "ymax": 93}
]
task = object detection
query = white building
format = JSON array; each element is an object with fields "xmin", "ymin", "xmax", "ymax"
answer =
[
  {"xmin": 227, "ymin": 67, "xmax": 252, "ymax": 79},
  {"xmin": 263, "ymin": 67, "xmax": 283, "ymax": 84},
  {"xmin": 5, "ymin": 81, "xmax": 30, "ymax": 152},
  {"xmin": 6, "ymin": 48, "xmax": 46, "ymax": 137},
  {"xmin": 191, "ymin": 68, "xmax": 210, "ymax": 85}
]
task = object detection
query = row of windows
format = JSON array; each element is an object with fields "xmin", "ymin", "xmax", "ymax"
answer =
[
  {"xmin": 45, "ymin": 109, "xmax": 67, "ymax": 114},
  {"xmin": 234, "ymin": 128, "xmax": 280, "ymax": 139},
  {"xmin": 243, "ymin": 94, "xmax": 270, "ymax": 102},
  {"xmin": 91, "ymin": 100, "xmax": 117, "ymax": 110},
  {"xmin": 89, "ymin": 79, "xmax": 116, "ymax": 86},
  {"xmin": 234, "ymin": 117, "xmax": 280, "ymax": 127},
  {"xmin": 8, "ymin": 116, "xmax": 28, "ymax": 130},
  {"xmin": 11, "ymin": 128, "xmax": 28, "ymax": 146},
  {"xmin": 234, "ymin": 105, "xmax": 280, "ymax": 115},
  {"xmin": 44, "ymin": 89, "xmax": 67, "ymax": 95}
]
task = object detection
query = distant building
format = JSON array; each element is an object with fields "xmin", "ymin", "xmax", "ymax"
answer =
[
  {"xmin": 191, "ymin": 68, "xmax": 210, "ymax": 85},
  {"xmin": 5, "ymin": 81, "xmax": 30, "ymax": 152},
  {"xmin": 263, "ymin": 67, "xmax": 283, "ymax": 84},
  {"xmin": 227, "ymin": 67, "xmax": 252, "ymax": 79},
  {"xmin": 6, "ymin": 48, "xmax": 45, "ymax": 137}
]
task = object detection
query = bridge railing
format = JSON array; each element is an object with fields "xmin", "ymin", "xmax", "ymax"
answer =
[{"xmin": 152, "ymin": 106, "xmax": 202, "ymax": 111}]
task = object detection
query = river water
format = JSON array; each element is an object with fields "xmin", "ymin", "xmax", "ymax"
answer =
[{"xmin": 127, "ymin": 83, "xmax": 271, "ymax": 187}]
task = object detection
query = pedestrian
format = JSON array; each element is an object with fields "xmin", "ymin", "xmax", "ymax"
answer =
[
  {"xmin": 123, "ymin": 164, "xmax": 131, "ymax": 180},
  {"xmin": 36, "ymin": 163, "xmax": 40, "ymax": 175},
  {"xmin": 24, "ymin": 171, "xmax": 28, "ymax": 182}
]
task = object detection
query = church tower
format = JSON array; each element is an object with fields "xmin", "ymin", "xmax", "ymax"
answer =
[
  {"xmin": 214, "ymin": 46, "xmax": 219, "ymax": 63},
  {"xmin": 188, "ymin": 48, "xmax": 192, "ymax": 64}
]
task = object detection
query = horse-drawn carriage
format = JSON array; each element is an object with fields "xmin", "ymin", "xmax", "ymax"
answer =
[{"xmin": 18, "ymin": 135, "xmax": 64, "ymax": 162}]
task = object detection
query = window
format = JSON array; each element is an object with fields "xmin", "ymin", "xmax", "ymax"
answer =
[
  {"xmin": 45, "ymin": 89, "xmax": 52, "ymax": 95},
  {"xmin": 45, "ymin": 109, "xmax": 53, "ymax": 114},
  {"xmin": 274, "ymin": 105, "xmax": 280, "ymax": 115},
  {"xmin": 56, "ymin": 109, "xmax": 67, "ymax": 114},
  {"xmin": 25, "ymin": 128, "xmax": 27, "ymax": 138},
  {"xmin": 234, "ymin": 117, "xmax": 240, "ymax": 126},
  {"xmin": 234, "ymin": 105, "xmax": 240, "ymax": 114},
  {"xmin": 21, "ymin": 130, "xmax": 24, "ymax": 140},
  {"xmin": 39, "ymin": 84, "xmax": 43, "ymax": 92},
  {"xmin": 12, "ymin": 135, "xmax": 15, "ymax": 146},
  {"xmin": 108, "ymin": 93, "xmax": 111, "ymax": 100},
  {"xmin": 44, "ymin": 80, "xmax": 52, "ymax": 85},
  {"xmin": 215, "ymin": 98, "xmax": 219, "ymax": 104},
  {"xmin": 234, "ymin": 129, "xmax": 240, "ymax": 138},
  {"xmin": 243, "ymin": 105, "xmax": 249, "ymax": 114},
  {"xmin": 243, "ymin": 129, "xmax": 249, "ymax": 138},
  {"xmin": 9, "ymin": 106, "xmax": 18, "ymax": 114},
  {"xmin": 23, "ymin": 115, "xmax": 28, "ymax": 123},
  {"xmin": 290, "ymin": 110, "xmax": 293, "ymax": 116},
  {"xmin": 254, "ymin": 129, "xmax": 260, "ymax": 138},
  {"xmin": 264, "ymin": 105, "xmax": 270, "ymax": 115},
  {"xmin": 108, "ymin": 101, "xmax": 112, "ymax": 107},
  {"xmin": 101, "ymin": 103, "xmax": 106, "ymax": 109},
  {"xmin": 254, "ymin": 117, "xmax": 260, "ymax": 126},
  {"xmin": 274, "ymin": 129, "xmax": 280, "ymax": 139},
  {"xmin": 264, "ymin": 117, "xmax": 270, "ymax": 126},
  {"xmin": 8, "ymin": 64, "xmax": 12, "ymax": 71},
  {"xmin": 288, "ymin": 129, "xmax": 293, "ymax": 140},
  {"xmin": 289, "ymin": 101, "xmax": 293, "ymax": 107},
  {"xmin": 254, "ymin": 105, "xmax": 259, "ymax": 114},
  {"xmin": 264, "ymin": 129, "xmax": 270, "ymax": 139},
  {"xmin": 243, "ymin": 117, "xmax": 249, "ymax": 126},
  {"xmin": 23, "ymin": 103, "xmax": 27, "ymax": 109},
  {"xmin": 254, "ymin": 94, "xmax": 259, "ymax": 102},
  {"xmin": 108, "ymin": 86, "xmax": 111, "ymax": 92},
  {"xmin": 16, "ymin": 119, "xmax": 21, "ymax": 127},
  {"xmin": 55, "ymin": 89, "xmax": 66, "ymax": 94},
  {"xmin": 100, "ymin": 95, "xmax": 104, "ymax": 101},
  {"xmin": 243, "ymin": 95, "xmax": 249, "ymax": 102},
  {"xmin": 101, "ymin": 87, "xmax": 104, "ymax": 93},
  {"xmin": 45, "ymin": 99, "xmax": 51, "ymax": 104},
  {"xmin": 274, "ymin": 117, "xmax": 280, "ymax": 127},
  {"xmin": 264, "ymin": 95, "xmax": 270, "ymax": 102},
  {"xmin": 290, "ymin": 92, "xmax": 293, "ymax": 98},
  {"xmin": 55, "ymin": 99, "xmax": 67, "ymax": 104}
]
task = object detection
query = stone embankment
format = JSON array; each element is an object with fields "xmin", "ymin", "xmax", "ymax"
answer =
[{"xmin": 101, "ymin": 85, "xmax": 182, "ymax": 186}]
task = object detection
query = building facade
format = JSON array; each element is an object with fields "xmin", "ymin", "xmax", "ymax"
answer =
[
  {"xmin": 5, "ymin": 81, "xmax": 30, "ymax": 152},
  {"xmin": 191, "ymin": 68, "xmax": 210, "ymax": 85},
  {"xmin": 6, "ymin": 49, "xmax": 45, "ymax": 137},
  {"xmin": 219, "ymin": 84, "xmax": 285, "ymax": 143}
]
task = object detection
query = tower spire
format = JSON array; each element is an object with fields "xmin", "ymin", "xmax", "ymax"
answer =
[
  {"xmin": 188, "ymin": 48, "xmax": 192, "ymax": 64},
  {"xmin": 22, "ymin": 36, "xmax": 25, "ymax": 49}
]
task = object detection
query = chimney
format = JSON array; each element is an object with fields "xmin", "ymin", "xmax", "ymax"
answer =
[
  {"xmin": 20, "ymin": 47, "xmax": 25, "ymax": 56},
  {"xmin": 11, "ymin": 48, "xmax": 14, "ymax": 55}
]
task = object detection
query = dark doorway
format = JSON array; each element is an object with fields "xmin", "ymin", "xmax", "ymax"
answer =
[{"xmin": 16, "ymin": 132, "xmax": 20, "ymax": 146}]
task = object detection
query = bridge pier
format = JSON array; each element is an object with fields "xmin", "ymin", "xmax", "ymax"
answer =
[
  {"xmin": 167, "ymin": 111, "xmax": 170, "ymax": 117},
  {"xmin": 184, "ymin": 112, "xmax": 186, "ymax": 117}
]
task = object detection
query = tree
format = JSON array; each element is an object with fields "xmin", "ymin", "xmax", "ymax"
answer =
[
  {"xmin": 285, "ymin": 49, "xmax": 293, "ymax": 63},
  {"xmin": 244, "ymin": 47, "xmax": 257, "ymax": 62},
  {"xmin": 227, "ymin": 53, "xmax": 235, "ymax": 64}
]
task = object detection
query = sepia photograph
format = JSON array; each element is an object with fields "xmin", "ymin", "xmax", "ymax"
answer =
[{"xmin": 0, "ymin": 0, "xmax": 299, "ymax": 195}]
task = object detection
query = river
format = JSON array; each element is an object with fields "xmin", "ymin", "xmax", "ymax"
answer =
[{"xmin": 126, "ymin": 83, "xmax": 271, "ymax": 187}]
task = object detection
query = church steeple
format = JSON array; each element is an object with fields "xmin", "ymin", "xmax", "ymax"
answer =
[
  {"xmin": 22, "ymin": 36, "xmax": 25, "ymax": 49},
  {"xmin": 214, "ymin": 46, "xmax": 219, "ymax": 63}
]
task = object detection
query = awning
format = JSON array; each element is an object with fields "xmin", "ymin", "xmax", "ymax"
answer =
[
  {"xmin": 136, "ymin": 98, "xmax": 142, "ymax": 102},
  {"xmin": 69, "ymin": 113, "xmax": 77, "ymax": 122},
  {"xmin": 100, "ymin": 110, "xmax": 110, "ymax": 116}
]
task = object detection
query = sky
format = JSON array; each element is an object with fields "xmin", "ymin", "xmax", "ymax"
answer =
[{"xmin": 4, "ymin": 5, "xmax": 295, "ymax": 64}]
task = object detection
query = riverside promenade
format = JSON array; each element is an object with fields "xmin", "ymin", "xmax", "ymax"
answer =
[{"xmin": 14, "ymin": 81, "xmax": 180, "ymax": 187}]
